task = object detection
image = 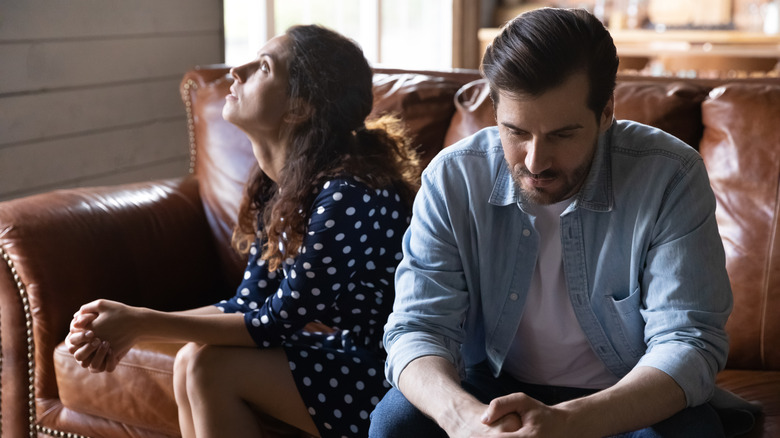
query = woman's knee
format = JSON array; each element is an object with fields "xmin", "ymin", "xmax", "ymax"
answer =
[
  {"xmin": 174, "ymin": 342, "xmax": 199, "ymax": 370},
  {"xmin": 174, "ymin": 343, "xmax": 229, "ymax": 398},
  {"xmin": 173, "ymin": 343, "xmax": 201, "ymax": 399},
  {"xmin": 174, "ymin": 343, "xmax": 200, "ymax": 381}
]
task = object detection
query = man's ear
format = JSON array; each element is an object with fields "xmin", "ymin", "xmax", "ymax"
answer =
[{"xmin": 599, "ymin": 95, "xmax": 615, "ymax": 132}]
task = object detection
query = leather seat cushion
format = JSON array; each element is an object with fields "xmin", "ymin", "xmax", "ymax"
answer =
[
  {"xmin": 716, "ymin": 369, "xmax": 780, "ymax": 438},
  {"xmin": 53, "ymin": 341, "xmax": 183, "ymax": 437}
]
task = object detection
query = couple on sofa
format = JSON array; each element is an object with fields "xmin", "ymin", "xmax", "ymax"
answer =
[{"xmin": 65, "ymin": 8, "xmax": 748, "ymax": 438}]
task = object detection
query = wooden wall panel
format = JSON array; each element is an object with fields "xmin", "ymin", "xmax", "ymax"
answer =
[
  {"xmin": 1, "ymin": 0, "xmax": 222, "ymax": 40},
  {"xmin": 0, "ymin": 35, "xmax": 222, "ymax": 94},
  {"xmin": 0, "ymin": 79, "xmax": 182, "ymax": 146},
  {"xmin": 0, "ymin": 0, "xmax": 224, "ymax": 202},
  {"xmin": 0, "ymin": 120, "xmax": 189, "ymax": 199},
  {"xmin": 74, "ymin": 159, "xmax": 192, "ymax": 189}
]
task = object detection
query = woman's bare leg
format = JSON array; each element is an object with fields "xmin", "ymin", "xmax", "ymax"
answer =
[
  {"xmin": 173, "ymin": 342, "xmax": 200, "ymax": 438},
  {"xmin": 185, "ymin": 345, "xmax": 319, "ymax": 438}
]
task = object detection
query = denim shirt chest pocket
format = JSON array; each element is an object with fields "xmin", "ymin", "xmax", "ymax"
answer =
[
  {"xmin": 560, "ymin": 209, "xmax": 639, "ymax": 377},
  {"xmin": 602, "ymin": 286, "xmax": 647, "ymax": 362}
]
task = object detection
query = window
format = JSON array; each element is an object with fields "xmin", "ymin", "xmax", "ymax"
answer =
[{"xmin": 224, "ymin": 0, "xmax": 454, "ymax": 70}]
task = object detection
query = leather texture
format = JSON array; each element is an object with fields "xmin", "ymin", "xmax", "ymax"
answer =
[
  {"xmin": 442, "ymin": 77, "xmax": 711, "ymax": 149},
  {"xmin": 1, "ymin": 67, "xmax": 778, "ymax": 437},
  {"xmin": 54, "ymin": 342, "xmax": 182, "ymax": 436},
  {"xmin": 700, "ymin": 83, "xmax": 780, "ymax": 371}
]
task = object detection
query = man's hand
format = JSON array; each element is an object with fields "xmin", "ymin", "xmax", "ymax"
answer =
[
  {"xmin": 474, "ymin": 366, "xmax": 688, "ymax": 438},
  {"xmin": 438, "ymin": 401, "xmax": 522, "ymax": 438},
  {"xmin": 472, "ymin": 393, "xmax": 576, "ymax": 438},
  {"xmin": 396, "ymin": 356, "xmax": 522, "ymax": 438}
]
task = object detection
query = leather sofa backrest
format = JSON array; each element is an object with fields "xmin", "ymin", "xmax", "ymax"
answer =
[
  {"xmin": 181, "ymin": 67, "xmax": 252, "ymax": 282},
  {"xmin": 442, "ymin": 78, "xmax": 710, "ymax": 149},
  {"xmin": 700, "ymin": 83, "xmax": 780, "ymax": 371},
  {"xmin": 182, "ymin": 66, "xmax": 780, "ymax": 372}
]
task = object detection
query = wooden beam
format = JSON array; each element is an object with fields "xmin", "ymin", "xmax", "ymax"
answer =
[{"xmin": 452, "ymin": 0, "xmax": 481, "ymax": 69}]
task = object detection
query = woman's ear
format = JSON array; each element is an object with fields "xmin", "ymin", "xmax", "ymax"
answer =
[{"xmin": 283, "ymin": 98, "xmax": 312, "ymax": 124}]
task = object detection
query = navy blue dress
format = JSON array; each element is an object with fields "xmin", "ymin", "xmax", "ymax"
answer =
[{"xmin": 215, "ymin": 177, "xmax": 409, "ymax": 437}]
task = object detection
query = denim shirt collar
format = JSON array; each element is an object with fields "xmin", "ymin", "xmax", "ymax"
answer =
[{"xmin": 488, "ymin": 121, "xmax": 615, "ymax": 213}]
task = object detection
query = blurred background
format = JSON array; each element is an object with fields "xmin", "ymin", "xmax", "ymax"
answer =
[{"xmin": 2, "ymin": 0, "xmax": 779, "ymax": 201}]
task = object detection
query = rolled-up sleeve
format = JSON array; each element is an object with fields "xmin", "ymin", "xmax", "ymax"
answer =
[
  {"xmin": 384, "ymin": 166, "xmax": 471, "ymax": 387},
  {"xmin": 637, "ymin": 159, "xmax": 732, "ymax": 407}
]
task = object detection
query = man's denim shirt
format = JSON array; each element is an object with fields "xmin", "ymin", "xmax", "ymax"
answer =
[{"xmin": 384, "ymin": 121, "xmax": 733, "ymax": 407}]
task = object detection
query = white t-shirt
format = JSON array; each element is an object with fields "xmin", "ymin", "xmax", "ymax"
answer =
[{"xmin": 503, "ymin": 199, "xmax": 619, "ymax": 389}]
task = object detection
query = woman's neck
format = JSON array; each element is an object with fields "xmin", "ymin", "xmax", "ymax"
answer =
[{"xmin": 249, "ymin": 136, "xmax": 287, "ymax": 183}]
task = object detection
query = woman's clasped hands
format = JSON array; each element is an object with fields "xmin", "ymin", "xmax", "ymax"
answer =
[{"xmin": 65, "ymin": 299, "xmax": 140, "ymax": 373}]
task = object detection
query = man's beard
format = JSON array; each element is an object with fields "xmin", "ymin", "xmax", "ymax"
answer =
[{"xmin": 510, "ymin": 149, "xmax": 594, "ymax": 205}]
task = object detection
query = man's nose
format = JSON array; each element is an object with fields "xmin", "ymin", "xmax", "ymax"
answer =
[{"xmin": 524, "ymin": 138, "xmax": 551, "ymax": 175}]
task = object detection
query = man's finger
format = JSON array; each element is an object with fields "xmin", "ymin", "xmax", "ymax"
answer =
[{"xmin": 482, "ymin": 393, "xmax": 532, "ymax": 424}]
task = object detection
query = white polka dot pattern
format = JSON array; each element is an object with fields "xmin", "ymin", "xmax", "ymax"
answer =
[{"xmin": 213, "ymin": 177, "xmax": 409, "ymax": 437}]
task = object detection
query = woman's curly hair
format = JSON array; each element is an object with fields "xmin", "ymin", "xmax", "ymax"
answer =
[{"xmin": 232, "ymin": 24, "xmax": 421, "ymax": 271}]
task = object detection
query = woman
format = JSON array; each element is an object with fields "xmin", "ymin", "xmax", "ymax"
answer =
[{"xmin": 65, "ymin": 24, "xmax": 420, "ymax": 438}]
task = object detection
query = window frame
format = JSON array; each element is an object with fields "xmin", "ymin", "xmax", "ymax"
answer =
[{"xmin": 224, "ymin": 0, "xmax": 480, "ymax": 69}]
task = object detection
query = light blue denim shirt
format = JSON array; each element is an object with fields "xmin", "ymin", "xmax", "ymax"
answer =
[{"xmin": 384, "ymin": 122, "xmax": 732, "ymax": 407}]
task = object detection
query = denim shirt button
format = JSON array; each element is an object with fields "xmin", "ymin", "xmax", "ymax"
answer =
[
  {"xmin": 509, "ymin": 293, "xmax": 519, "ymax": 301},
  {"xmin": 522, "ymin": 229, "xmax": 531, "ymax": 237}
]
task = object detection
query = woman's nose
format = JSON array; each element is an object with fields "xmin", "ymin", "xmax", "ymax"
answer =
[{"xmin": 230, "ymin": 64, "xmax": 247, "ymax": 83}]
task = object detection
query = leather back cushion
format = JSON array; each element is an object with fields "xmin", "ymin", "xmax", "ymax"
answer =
[
  {"xmin": 181, "ymin": 69, "xmax": 466, "ymax": 280},
  {"xmin": 181, "ymin": 68, "xmax": 251, "ymax": 282},
  {"xmin": 614, "ymin": 81, "xmax": 709, "ymax": 149},
  {"xmin": 443, "ymin": 79, "xmax": 496, "ymax": 147},
  {"xmin": 370, "ymin": 73, "xmax": 464, "ymax": 166},
  {"xmin": 443, "ymin": 79, "xmax": 709, "ymax": 149},
  {"xmin": 700, "ymin": 83, "xmax": 780, "ymax": 370}
]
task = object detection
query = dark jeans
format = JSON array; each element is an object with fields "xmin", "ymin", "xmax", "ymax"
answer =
[{"xmin": 369, "ymin": 362, "xmax": 725, "ymax": 438}]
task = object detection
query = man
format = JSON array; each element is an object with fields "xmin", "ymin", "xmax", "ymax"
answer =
[{"xmin": 370, "ymin": 8, "xmax": 734, "ymax": 438}]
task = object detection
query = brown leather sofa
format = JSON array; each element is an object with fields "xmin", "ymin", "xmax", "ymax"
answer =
[{"xmin": 1, "ymin": 66, "xmax": 778, "ymax": 438}]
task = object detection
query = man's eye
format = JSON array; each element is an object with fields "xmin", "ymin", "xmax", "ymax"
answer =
[{"xmin": 260, "ymin": 62, "xmax": 269, "ymax": 73}]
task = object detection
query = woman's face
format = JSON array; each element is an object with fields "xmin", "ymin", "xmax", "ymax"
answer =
[{"xmin": 223, "ymin": 34, "xmax": 292, "ymax": 143}]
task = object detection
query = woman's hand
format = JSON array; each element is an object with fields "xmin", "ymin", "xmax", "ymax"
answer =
[
  {"xmin": 303, "ymin": 320, "xmax": 336, "ymax": 334},
  {"xmin": 68, "ymin": 300, "xmax": 141, "ymax": 372},
  {"xmin": 65, "ymin": 312, "xmax": 112, "ymax": 372}
]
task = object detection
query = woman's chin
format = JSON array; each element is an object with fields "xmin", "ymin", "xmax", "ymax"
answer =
[{"xmin": 221, "ymin": 105, "xmax": 234, "ymax": 123}]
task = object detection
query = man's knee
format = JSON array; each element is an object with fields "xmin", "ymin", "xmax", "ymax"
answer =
[
  {"xmin": 623, "ymin": 404, "xmax": 725, "ymax": 438},
  {"xmin": 369, "ymin": 388, "xmax": 447, "ymax": 438}
]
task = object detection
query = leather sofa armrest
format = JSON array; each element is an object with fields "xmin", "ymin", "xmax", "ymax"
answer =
[{"xmin": 0, "ymin": 176, "xmax": 229, "ymax": 437}]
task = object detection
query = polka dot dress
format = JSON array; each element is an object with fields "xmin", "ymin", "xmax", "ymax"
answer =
[{"xmin": 215, "ymin": 177, "xmax": 409, "ymax": 438}]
